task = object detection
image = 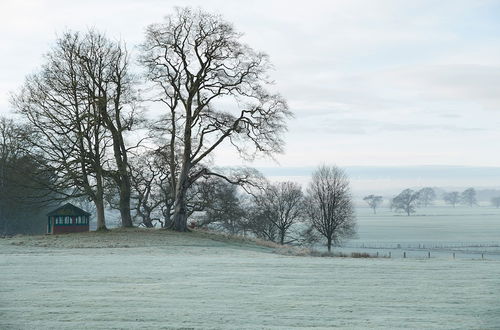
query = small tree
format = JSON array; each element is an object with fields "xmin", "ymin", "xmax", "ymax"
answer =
[
  {"xmin": 391, "ymin": 189, "xmax": 420, "ymax": 216},
  {"xmin": 461, "ymin": 188, "xmax": 477, "ymax": 207},
  {"xmin": 363, "ymin": 195, "xmax": 383, "ymax": 214},
  {"xmin": 305, "ymin": 166, "xmax": 356, "ymax": 252},
  {"xmin": 255, "ymin": 181, "xmax": 303, "ymax": 245},
  {"xmin": 443, "ymin": 191, "xmax": 460, "ymax": 207},
  {"xmin": 200, "ymin": 180, "xmax": 246, "ymax": 235},
  {"xmin": 417, "ymin": 187, "xmax": 436, "ymax": 207},
  {"xmin": 491, "ymin": 197, "xmax": 500, "ymax": 208}
]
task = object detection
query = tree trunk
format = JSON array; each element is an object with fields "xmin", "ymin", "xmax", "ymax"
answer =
[
  {"xmin": 94, "ymin": 172, "xmax": 107, "ymax": 231},
  {"xmin": 95, "ymin": 198, "xmax": 107, "ymax": 231},
  {"xmin": 280, "ymin": 230, "xmax": 285, "ymax": 245},
  {"xmin": 327, "ymin": 237, "xmax": 332, "ymax": 252},
  {"xmin": 171, "ymin": 173, "xmax": 189, "ymax": 232},
  {"xmin": 171, "ymin": 199, "xmax": 188, "ymax": 232},
  {"xmin": 119, "ymin": 178, "xmax": 133, "ymax": 227}
]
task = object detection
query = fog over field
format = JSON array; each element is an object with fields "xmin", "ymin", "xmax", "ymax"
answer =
[{"xmin": 260, "ymin": 165, "xmax": 500, "ymax": 197}]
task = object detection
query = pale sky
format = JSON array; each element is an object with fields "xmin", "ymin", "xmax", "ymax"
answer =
[{"xmin": 1, "ymin": 0, "xmax": 500, "ymax": 191}]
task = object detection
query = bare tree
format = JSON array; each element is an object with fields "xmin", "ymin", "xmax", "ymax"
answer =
[
  {"xmin": 305, "ymin": 166, "xmax": 356, "ymax": 252},
  {"xmin": 363, "ymin": 195, "xmax": 383, "ymax": 214},
  {"xmin": 246, "ymin": 205, "xmax": 279, "ymax": 243},
  {"xmin": 75, "ymin": 30, "xmax": 140, "ymax": 228},
  {"xmin": 491, "ymin": 197, "xmax": 500, "ymax": 208},
  {"xmin": 12, "ymin": 30, "xmax": 139, "ymax": 229},
  {"xmin": 461, "ymin": 188, "xmax": 477, "ymax": 207},
  {"xmin": 12, "ymin": 32, "xmax": 111, "ymax": 230},
  {"xmin": 443, "ymin": 191, "xmax": 460, "ymax": 208},
  {"xmin": 129, "ymin": 150, "xmax": 167, "ymax": 227},
  {"xmin": 139, "ymin": 8, "xmax": 291, "ymax": 231},
  {"xmin": 417, "ymin": 187, "xmax": 436, "ymax": 207},
  {"xmin": 391, "ymin": 189, "xmax": 420, "ymax": 216},
  {"xmin": 199, "ymin": 179, "xmax": 246, "ymax": 234},
  {"xmin": 255, "ymin": 181, "xmax": 303, "ymax": 245}
]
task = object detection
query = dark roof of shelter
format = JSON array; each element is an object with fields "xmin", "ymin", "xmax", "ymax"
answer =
[{"xmin": 47, "ymin": 203, "xmax": 91, "ymax": 217}]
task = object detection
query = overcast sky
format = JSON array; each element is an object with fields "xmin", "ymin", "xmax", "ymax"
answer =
[{"xmin": 1, "ymin": 0, "xmax": 499, "ymax": 191}]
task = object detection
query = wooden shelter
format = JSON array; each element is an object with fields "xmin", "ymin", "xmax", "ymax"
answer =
[{"xmin": 47, "ymin": 203, "xmax": 91, "ymax": 234}]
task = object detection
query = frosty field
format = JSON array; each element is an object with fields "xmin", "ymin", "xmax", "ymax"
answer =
[
  {"xmin": 1, "ymin": 229, "xmax": 500, "ymax": 329},
  {"xmin": 339, "ymin": 205, "xmax": 500, "ymax": 259}
]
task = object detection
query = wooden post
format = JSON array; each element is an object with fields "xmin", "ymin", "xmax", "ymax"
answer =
[
  {"xmin": 453, "ymin": 252, "xmax": 455, "ymax": 259},
  {"xmin": 376, "ymin": 252, "xmax": 379, "ymax": 257},
  {"xmin": 428, "ymin": 251, "xmax": 430, "ymax": 258},
  {"xmin": 403, "ymin": 252, "xmax": 406, "ymax": 258},
  {"xmin": 482, "ymin": 253, "xmax": 484, "ymax": 259}
]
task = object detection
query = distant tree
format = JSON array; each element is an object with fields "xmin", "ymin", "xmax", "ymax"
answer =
[
  {"xmin": 391, "ymin": 189, "xmax": 420, "ymax": 216},
  {"xmin": 491, "ymin": 197, "xmax": 500, "ymax": 208},
  {"xmin": 363, "ymin": 195, "xmax": 383, "ymax": 214},
  {"xmin": 461, "ymin": 188, "xmax": 477, "ymax": 207},
  {"xmin": 254, "ymin": 181, "xmax": 303, "ymax": 245},
  {"xmin": 417, "ymin": 187, "xmax": 436, "ymax": 207},
  {"xmin": 443, "ymin": 191, "xmax": 460, "ymax": 207},
  {"xmin": 305, "ymin": 166, "xmax": 356, "ymax": 252}
]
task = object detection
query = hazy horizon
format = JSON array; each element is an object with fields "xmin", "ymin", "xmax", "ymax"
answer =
[{"xmin": 1, "ymin": 0, "xmax": 499, "ymax": 185}]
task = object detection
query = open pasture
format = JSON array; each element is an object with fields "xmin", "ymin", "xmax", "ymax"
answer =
[
  {"xmin": 338, "ymin": 206, "xmax": 500, "ymax": 259},
  {"xmin": 1, "ymin": 230, "xmax": 500, "ymax": 329}
]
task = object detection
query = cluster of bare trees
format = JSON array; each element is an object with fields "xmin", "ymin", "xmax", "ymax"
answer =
[
  {"xmin": 8, "ymin": 8, "xmax": 292, "ymax": 232},
  {"xmin": 443, "ymin": 188, "xmax": 477, "ymax": 207},
  {"xmin": 5, "ymin": 7, "xmax": 358, "ymax": 251},
  {"xmin": 198, "ymin": 166, "xmax": 357, "ymax": 252}
]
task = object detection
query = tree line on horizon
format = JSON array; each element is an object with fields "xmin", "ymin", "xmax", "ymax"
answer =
[{"xmin": 363, "ymin": 187, "xmax": 500, "ymax": 216}]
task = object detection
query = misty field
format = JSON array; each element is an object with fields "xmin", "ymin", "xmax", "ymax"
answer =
[
  {"xmin": 338, "ymin": 205, "xmax": 500, "ymax": 259},
  {"xmin": 1, "ymin": 230, "xmax": 500, "ymax": 329}
]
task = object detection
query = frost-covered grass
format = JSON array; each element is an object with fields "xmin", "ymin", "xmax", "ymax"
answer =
[
  {"xmin": 1, "ymin": 229, "xmax": 499, "ymax": 329},
  {"xmin": 334, "ymin": 206, "xmax": 500, "ymax": 259}
]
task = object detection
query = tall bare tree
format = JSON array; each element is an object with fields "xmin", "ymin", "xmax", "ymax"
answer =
[
  {"xmin": 255, "ymin": 181, "xmax": 303, "ymax": 245},
  {"xmin": 305, "ymin": 166, "xmax": 356, "ymax": 252},
  {"xmin": 74, "ymin": 31, "xmax": 139, "ymax": 227},
  {"xmin": 140, "ymin": 8, "xmax": 290, "ymax": 231},
  {"xmin": 12, "ymin": 30, "xmax": 139, "ymax": 229}
]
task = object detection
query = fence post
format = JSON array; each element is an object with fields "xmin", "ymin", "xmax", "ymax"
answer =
[
  {"xmin": 376, "ymin": 252, "xmax": 379, "ymax": 257},
  {"xmin": 428, "ymin": 251, "xmax": 430, "ymax": 258},
  {"xmin": 403, "ymin": 252, "xmax": 406, "ymax": 258},
  {"xmin": 482, "ymin": 253, "xmax": 484, "ymax": 259},
  {"xmin": 453, "ymin": 252, "xmax": 455, "ymax": 259},
  {"xmin": 389, "ymin": 252, "xmax": 391, "ymax": 258}
]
